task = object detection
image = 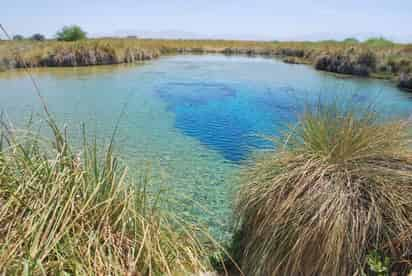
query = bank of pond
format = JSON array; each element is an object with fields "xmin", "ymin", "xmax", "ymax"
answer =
[{"xmin": 1, "ymin": 38, "xmax": 412, "ymax": 90}]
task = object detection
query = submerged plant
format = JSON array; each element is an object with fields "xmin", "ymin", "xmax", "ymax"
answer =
[
  {"xmin": 236, "ymin": 103, "xmax": 412, "ymax": 275},
  {"xmin": 0, "ymin": 119, "xmax": 219, "ymax": 275}
]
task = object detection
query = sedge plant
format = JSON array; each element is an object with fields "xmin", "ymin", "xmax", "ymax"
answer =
[
  {"xmin": 0, "ymin": 117, "xmax": 220, "ymax": 275},
  {"xmin": 236, "ymin": 103, "xmax": 412, "ymax": 275}
]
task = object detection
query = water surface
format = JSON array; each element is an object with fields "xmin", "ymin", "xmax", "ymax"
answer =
[{"xmin": 1, "ymin": 55, "xmax": 412, "ymax": 238}]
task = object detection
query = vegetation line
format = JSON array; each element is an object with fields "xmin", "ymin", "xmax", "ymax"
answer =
[{"xmin": 0, "ymin": 26, "xmax": 411, "ymax": 90}]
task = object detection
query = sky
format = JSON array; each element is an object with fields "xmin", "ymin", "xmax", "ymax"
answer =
[{"xmin": 2, "ymin": 0, "xmax": 412, "ymax": 42}]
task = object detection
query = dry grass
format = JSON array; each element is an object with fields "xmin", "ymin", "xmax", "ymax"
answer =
[
  {"xmin": 1, "ymin": 38, "xmax": 411, "ymax": 85},
  {"xmin": 236, "ymin": 103, "xmax": 412, "ymax": 275},
  {"xmin": 0, "ymin": 117, "xmax": 220, "ymax": 275}
]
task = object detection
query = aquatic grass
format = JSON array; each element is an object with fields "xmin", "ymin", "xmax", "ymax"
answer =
[
  {"xmin": 236, "ymin": 103, "xmax": 412, "ymax": 275},
  {"xmin": 0, "ymin": 118, "xmax": 221, "ymax": 275}
]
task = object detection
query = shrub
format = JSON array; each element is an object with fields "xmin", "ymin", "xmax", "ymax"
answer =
[
  {"xmin": 236, "ymin": 103, "xmax": 412, "ymax": 275},
  {"xmin": 56, "ymin": 25, "xmax": 87, "ymax": 41},
  {"xmin": 0, "ymin": 118, "xmax": 217, "ymax": 274},
  {"xmin": 30, "ymin": 33, "xmax": 46, "ymax": 41},
  {"xmin": 12, "ymin": 34, "xmax": 24, "ymax": 40},
  {"xmin": 343, "ymin": 37, "xmax": 359, "ymax": 43}
]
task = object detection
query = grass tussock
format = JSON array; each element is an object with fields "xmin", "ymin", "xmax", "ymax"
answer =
[
  {"xmin": 236, "ymin": 104, "xmax": 412, "ymax": 275},
  {"xmin": 0, "ymin": 119, "xmax": 217, "ymax": 275}
]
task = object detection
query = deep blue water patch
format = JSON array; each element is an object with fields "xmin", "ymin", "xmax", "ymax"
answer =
[{"xmin": 156, "ymin": 81, "xmax": 299, "ymax": 162}]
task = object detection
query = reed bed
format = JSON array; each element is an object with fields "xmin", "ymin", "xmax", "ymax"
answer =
[{"xmin": 236, "ymin": 103, "xmax": 412, "ymax": 275}]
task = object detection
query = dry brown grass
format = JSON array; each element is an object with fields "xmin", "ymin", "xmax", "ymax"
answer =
[
  {"xmin": 1, "ymin": 38, "xmax": 411, "ymax": 85},
  {"xmin": 236, "ymin": 104, "xmax": 412, "ymax": 275}
]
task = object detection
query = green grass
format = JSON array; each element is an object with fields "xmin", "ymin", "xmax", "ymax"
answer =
[
  {"xmin": 235, "ymin": 103, "xmax": 412, "ymax": 275},
  {"xmin": 0, "ymin": 115, "xmax": 222, "ymax": 274}
]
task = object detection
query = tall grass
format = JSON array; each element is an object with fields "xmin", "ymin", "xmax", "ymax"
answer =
[
  {"xmin": 1, "ymin": 38, "xmax": 411, "ymax": 83},
  {"xmin": 0, "ymin": 118, "xmax": 219, "ymax": 274},
  {"xmin": 236, "ymin": 103, "xmax": 412, "ymax": 275}
]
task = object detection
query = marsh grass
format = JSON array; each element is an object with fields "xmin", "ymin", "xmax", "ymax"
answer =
[
  {"xmin": 236, "ymin": 103, "xmax": 412, "ymax": 275},
  {"xmin": 1, "ymin": 38, "xmax": 411, "ymax": 82},
  {"xmin": 0, "ymin": 115, "xmax": 221, "ymax": 275}
]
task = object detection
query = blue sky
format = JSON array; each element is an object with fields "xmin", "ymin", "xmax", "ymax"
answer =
[{"xmin": 2, "ymin": 0, "xmax": 412, "ymax": 42}]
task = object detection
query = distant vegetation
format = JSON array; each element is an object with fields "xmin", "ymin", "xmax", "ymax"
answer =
[
  {"xmin": 0, "ymin": 35, "xmax": 411, "ymax": 89},
  {"xmin": 235, "ymin": 103, "xmax": 412, "ymax": 275},
  {"xmin": 364, "ymin": 37, "xmax": 395, "ymax": 47},
  {"xmin": 343, "ymin": 37, "xmax": 359, "ymax": 43},
  {"xmin": 12, "ymin": 34, "xmax": 24, "ymax": 41},
  {"xmin": 11, "ymin": 34, "xmax": 46, "ymax": 41},
  {"xmin": 319, "ymin": 39, "xmax": 339, "ymax": 43},
  {"xmin": 56, "ymin": 25, "xmax": 87, "ymax": 41},
  {"xmin": 30, "ymin": 33, "xmax": 46, "ymax": 41}
]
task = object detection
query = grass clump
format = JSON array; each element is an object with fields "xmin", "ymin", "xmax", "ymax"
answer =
[
  {"xmin": 0, "ymin": 119, "xmax": 217, "ymax": 275},
  {"xmin": 236, "ymin": 103, "xmax": 412, "ymax": 275}
]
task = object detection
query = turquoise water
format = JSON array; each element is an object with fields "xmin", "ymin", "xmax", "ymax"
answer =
[{"xmin": 1, "ymin": 55, "xmax": 412, "ymax": 238}]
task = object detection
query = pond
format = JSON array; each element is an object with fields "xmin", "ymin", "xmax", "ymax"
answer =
[{"xmin": 1, "ymin": 55, "xmax": 412, "ymax": 239}]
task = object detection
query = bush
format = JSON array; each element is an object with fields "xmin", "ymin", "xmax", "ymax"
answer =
[
  {"xmin": 236, "ymin": 103, "xmax": 412, "ymax": 275},
  {"xmin": 0, "ymin": 118, "xmax": 217, "ymax": 274},
  {"xmin": 30, "ymin": 33, "xmax": 46, "ymax": 41},
  {"xmin": 343, "ymin": 37, "xmax": 359, "ymax": 43},
  {"xmin": 12, "ymin": 34, "xmax": 24, "ymax": 40},
  {"xmin": 56, "ymin": 25, "xmax": 87, "ymax": 41}
]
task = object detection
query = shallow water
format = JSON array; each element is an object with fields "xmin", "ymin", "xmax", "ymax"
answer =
[{"xmin": 1, "ymin": 55, "xmax": 412, "ymax": 239}]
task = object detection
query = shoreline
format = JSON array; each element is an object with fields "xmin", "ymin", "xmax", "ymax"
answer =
[{"xmin": 1, "ymin": 39, "xmax": 411, "ymax": 90}]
